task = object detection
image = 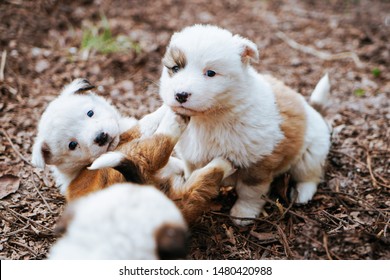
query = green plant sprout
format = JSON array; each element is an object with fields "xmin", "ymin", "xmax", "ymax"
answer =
[{"xmin": 81, "ymin": 16, "xmax": 141, "ymax": 56}]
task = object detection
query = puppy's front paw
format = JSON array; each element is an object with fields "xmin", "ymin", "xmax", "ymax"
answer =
[
  {"xmin": 88, "ymin": 152, "xmax": 125, "ymax": 170},
  {"xmin": 230, "ymin": 199, "xmax": 259, "ymax": 226},
  {"xmin": 205, "ymin": 157, "xmax": 236, "ymax": 179},
  {"xmin": 156, "ymin": 109, "xmax": 188, "ymax": 140}
]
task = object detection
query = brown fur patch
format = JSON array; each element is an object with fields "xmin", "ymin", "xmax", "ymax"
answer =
[
  {"xmin": 162, "ymin": 47, "xmax": 187, "ymax": 76},
  {"xmin": 118, "ymin": 125, "xmax": 142, "ymax": 145},
  {"xmin": 171, "ymin": 167, "xmax": 225, "ymax": 225},
  {"xmin": 117, "ymin": 133, "xmax": 177, "ymax": 183},
  {"xmin": 155, "ymin": 223, "xmax": 188, "ymax": 260},
  {"xmin": 240, "ymin": 75, "xmax": 306, "ymax": 186},
  {"xmin": 66, "ymin": 168, "xmax": 125, "ymax": 202}
]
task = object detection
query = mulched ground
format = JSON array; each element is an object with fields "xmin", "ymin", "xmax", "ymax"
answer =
[{"xmin": 0, "ymin": 0, "xmax": 389, "ymax": 260}]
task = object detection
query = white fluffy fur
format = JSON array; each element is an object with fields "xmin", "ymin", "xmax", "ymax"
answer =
[
  {"xmin": 48, "ymin": 183, "xmax": 186, "ymax": 259},
  {"xmin": 159, "ymin": 25, "xmax": 331, "ymax": 225},
  {"xmin": 31, "ymin": 79, "xmax": 166, "ymax": 194}
]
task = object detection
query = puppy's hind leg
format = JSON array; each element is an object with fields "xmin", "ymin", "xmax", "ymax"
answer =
[
  {"xmin": 290, "ymin": 142, "xmax": 329, "ymax": 204},
  {"xmin": 290, "ymin": 151, "xmax": 323, "ymax": 204},
  {"xmin": 230, "ymin": 180, "xmax": 271, "ymax": 226},
  {"xmin": 173, "ymin": 158, "xmax": 235, "ymax": 225}
]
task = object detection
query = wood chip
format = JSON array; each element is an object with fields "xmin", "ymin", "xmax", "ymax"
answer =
[{"xmin": 0, "ymin": 174, "xmax": 20, "ymax": 199}]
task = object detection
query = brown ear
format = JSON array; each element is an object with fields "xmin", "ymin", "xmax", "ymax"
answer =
[
  {"xmin": 54, "ymin": 205, "xmax": 75, "ymax": 236},
  {"xmin": 155, "ymin": 223, "xmax": 188, "ymax": 260},
  {"xmin": 233, "ymin": 34, "xmax": 259, "ymax": 64},
  {"xmin": 31, "ymin": 140, "xmax": 51, "ymax": 168}
]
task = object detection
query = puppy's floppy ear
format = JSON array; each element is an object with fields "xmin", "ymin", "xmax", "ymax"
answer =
[
  {"xmin": 31, "ymin": 139, "xmax": 51, "ymax": 168},
  {"xmin": 60, "ymin": 78, "xmax": 95, "ymax": 96},
  {"xmin": 233, "ymin": 34, "xmax": 259, "ymax": 64}
]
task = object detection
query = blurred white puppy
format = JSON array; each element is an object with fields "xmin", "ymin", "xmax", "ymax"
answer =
[
  {"xmin": 159, "ymin": 24, "xmax": 331, "ymax": 225},
  {"xmin": 49, "ymin": 183, "xmax": 187, "ymax": 260}
]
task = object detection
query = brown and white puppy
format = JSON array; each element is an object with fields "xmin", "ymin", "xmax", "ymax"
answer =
[
  {"xmin": 159, "ymin": 24, "xmax": 331, "ymax": 226},
  {"xmin": 49, "ymin": 183, "xmax": 188, "ymax": 260}
]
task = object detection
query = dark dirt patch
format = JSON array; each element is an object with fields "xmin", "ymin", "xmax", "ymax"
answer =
[{"xmin": 0, "ymin": 0, "xmax": 389, "ymax": 260}]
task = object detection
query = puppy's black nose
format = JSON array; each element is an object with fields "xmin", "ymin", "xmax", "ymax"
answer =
[
  {"xmin": 175, "ymin": 92, "xmax": 190, "ymax": 104},
  {"xmin": 94, "ymin": 132, "xmax": 109, "ymax": 146}
]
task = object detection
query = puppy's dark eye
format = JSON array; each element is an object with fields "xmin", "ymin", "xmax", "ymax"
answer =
[
  {"xmin": 68, "ymin": 141, "xmax": 78, "ymax": 150},
  {"xmin": 172, "ymin": 66, "xmax": 180, "ymax": 73},
  {"xmin": 205, "ymin": 70, "xmax": 216, "ymax": 77},
  {"xmin": 87, "ymin": 110, "xmax": 94, "ymax": 117}
]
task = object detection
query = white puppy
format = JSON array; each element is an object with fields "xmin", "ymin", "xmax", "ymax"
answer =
[
  {"xmin": 31, "ymin": 79, "xmax": 166, "ymax": 195},
  {"xmin": 49, "ymin": 183, "xmax": 187, "ymax": 259},
  {"xmin": 159, "ymin": 24, "xmax": 331, "ymax": 225}
]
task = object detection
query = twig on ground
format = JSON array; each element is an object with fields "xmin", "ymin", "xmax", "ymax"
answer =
[
  {"xmin": 3, "ymin": 204, "xmax": 53, "ymax": 232},
  {"xmin": 275, "ymin": 224, "xmax": 295, "ymax": 259},
  {"xmin": 261, "ymin": 195, "xmax": 317, "ymax": 224},
  {"xmin": 237, "ymin": 234, "xmax": 281, "ymax": 256},
  {"xmin": 323, "ymin": 233, "xmax": 332, "ymax": 260},
  {"xmin": 0, "ymin": 209, "xmax": 14, "ymax": 223},
  {"xmin": 276, "ymin": 31, "xmax": 364, "ymax": 68},
  {"xmin": 30, "ymin": 172, "xmax": 54, "ymax": 214},
  {"xmin": 366, "ymin": 149, "xmax": 389, "ymax": 188},
  {"xmin": 331, "ymin": 149, "xmax": 367, "ymax": 167},
  {"xmin": 2, "ymin": 224, "xmax": 30, "ymax": 237},
  {"xmin": 323, "ymin": 191, "xmax": 389, "ymax": 220},
  {"xmin": 9, "ymin": 241, "xmax": 37, "ymax": 257},
  {"xmin": 1, "ymin": 129, "xmax": 33, "ymax": 166},
  {"xmin": 211, "ymin": 211, "xmax": 296, "ymax": 259},
  {"xmin": 0, "ymin": 50, "xmax": 7, "ymax": 81},
  {"xmin": 301, "ymin": 232, "xmax": 342, "ymax": 260},
  {"xmin": 384, "ymin": 218, "xmax": 390, "ymax": 238},
  {"xmin": 321, "ymin": 209, "xmax": 349, "ymax": 227}
]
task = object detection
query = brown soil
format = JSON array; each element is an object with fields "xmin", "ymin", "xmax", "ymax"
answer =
[{"xmin": 0, "ymin": 0, "xmax": 389, "ymax": 260}]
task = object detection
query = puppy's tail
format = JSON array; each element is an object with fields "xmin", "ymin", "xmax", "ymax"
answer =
[
  {"xmin": 89, "ymin": 151, "xmax": 145, "ymax": 184},
  {"xmin": 309, "ymin": 73, "xmax": 330, "ymax": 116},
  {"xmin": 88, "ymin": 151, "xmax": 125, "ymax": 171}
]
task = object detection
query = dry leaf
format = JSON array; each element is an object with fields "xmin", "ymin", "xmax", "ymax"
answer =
[
  {"xmin": 275, "ymin": 199, "xmax": 285, "ymax": 215},
  {"xmin": 250, "ymin": 230, "xmax": 278, "ymax": 241},
  {"xmin": 0, "ymin": 174, "xmax": 20, "ymax": 199},
  {"xmin": 222, "ymin": 224, "xmax": 236, "ymax": 245}
]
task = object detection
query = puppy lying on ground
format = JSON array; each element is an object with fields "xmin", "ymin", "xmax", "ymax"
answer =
[
  {"xmin": 159, "ymin": 24, "xmax": 331, "ymax": 226},
  {"xmin": 32, "ymin": 79, "xmax": 234, "ymax": 224},
  {"xmin": 49, "ymin": 183, "xmax": 188, "ymax": 260}
]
